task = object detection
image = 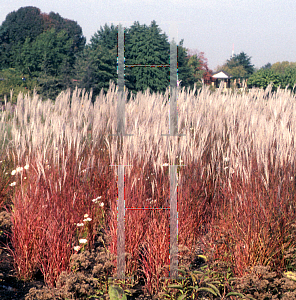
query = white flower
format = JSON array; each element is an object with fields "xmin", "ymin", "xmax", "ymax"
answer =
[
  {"xmin": 77, "ymin": 223, "xmax": 84, "ymax": 227},
  {"xmin": 83, "ymin": 217, "xmax": 92, "ymax": 222},
  {"xmin": 150, "ymin": 199, "xmax": 157, "ymax": 204},
  {"xmin": 74, "ymin": 245, "xmax": 81, "ymax": 251},
  {"xmin": 99, "ymin": 202, "xmax": 104, "ymax": 207},
  {"xmin": 92, "ymin": 196, "xmax": 102, "ymax": 203},
  {"xmin": 162, "ymin": 163, "xmax": 169, "ymax": 167},
  {"xmin": 24, "ymin": 164, "xmax": 29, "ymax": 170},
  {"xmin": 9, "ymin": 182, "xmax": 16, "ymax": 187},
  {"xmin": 16, "ymin": 167, "xmax": 23, "ymax": 172},
  {"xmin": 224, "ymin": 157, "xmax": 230, "ymax": 162},
  {"xmin": 145, "ymin": 198, "xmax": 156, "ymax": 204},
  {"xmin": 84, "ymin": 214, "xmax": 89, "ymax": 218},
  {"xmin": 11, "ymin": 170, "xmax": 16, "ymax": 176},
  {"xmin": 24, "ymin": 177, "xmax": 27, "ymax": 180},
  {"xmin": 79, "ymin": 239, "xmax": 87, "ymax": 244}
]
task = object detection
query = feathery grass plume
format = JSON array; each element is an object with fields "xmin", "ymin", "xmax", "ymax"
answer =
[{"xmin": 4, "ymin": 82, "xmax": 296, "ymax": 292}]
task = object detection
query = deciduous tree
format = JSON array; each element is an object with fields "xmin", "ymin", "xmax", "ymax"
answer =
[
  {"xmin": 186, "ymin": 49, "xmax": 212, "ymax": 87},
  {"xmin": 0, "ymin": 6, "xmax": 85, "ymax": 70},
  {"xmin": 247, "ymin": 69, "xmax": 281, "ymax": 90}
]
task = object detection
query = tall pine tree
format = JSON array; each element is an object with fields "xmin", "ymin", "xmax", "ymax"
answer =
[{"xmin": 125, "ymin": 20, "xmax": 170, "ymax": 95}]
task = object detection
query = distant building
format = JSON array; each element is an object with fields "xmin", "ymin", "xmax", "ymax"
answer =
[{"xmin": 212, "ymin": 70, "xmax": 232, "ymax": 88}]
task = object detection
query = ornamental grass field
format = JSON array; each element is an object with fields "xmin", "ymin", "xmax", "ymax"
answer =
[{"xmin": 0, "ymin": 83, "xmax": 296, "ymax": 299}]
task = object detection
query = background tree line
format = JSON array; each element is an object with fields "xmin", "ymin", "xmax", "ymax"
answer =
[
  {"xmin": 216, "ymin": 52, "xmax": 296, "ymax": 91},
  {"xmin": 247, "ymin": 61, "xmax": 296, "ymax": 91},
  {"xmin": 0, "ymin": 6, "xmax": 211, "ymax": 103}
]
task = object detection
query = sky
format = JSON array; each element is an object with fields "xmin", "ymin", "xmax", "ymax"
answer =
[{"xmin": 1, "ymin": 0, "xmax": 296, "ymax": 71}]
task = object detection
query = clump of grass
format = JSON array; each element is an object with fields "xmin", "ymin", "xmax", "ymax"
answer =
[
  {"xmin": 2, "ymin": 82, "xmax": 296, "ymax": 298},
  {"xmin": 201, "ymin": 155, "xmax": 296, "ymax": 279},
  {"xmin": 5, "ymin": 146, "xmax": 113, "ymax": 287}
]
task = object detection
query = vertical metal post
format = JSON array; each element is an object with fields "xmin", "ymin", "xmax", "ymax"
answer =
[
  {"xmin": 117, "ymin": 24, "xmax": 125, "ymax": 137},
  {"xmin": 110, "ymin": 24, "xmax": 133, "ymax": 281},
  {"xmin": 164, "ymin": 39, "xmax": 185, "ymax": 279},
  {"xmin": 170, "ymin": 40, "xmax": 178, "ymax": 136},
  {"xmin": 117, "ymin": 165, "xmax": 125, "ymax": 279},
  {"xmin": 170, "ymin": 165, "xmax": 178, "ymax": 278},
  {"xmin": 110, "ymin": 23, "xmax": 187, "ymax": 283}
]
